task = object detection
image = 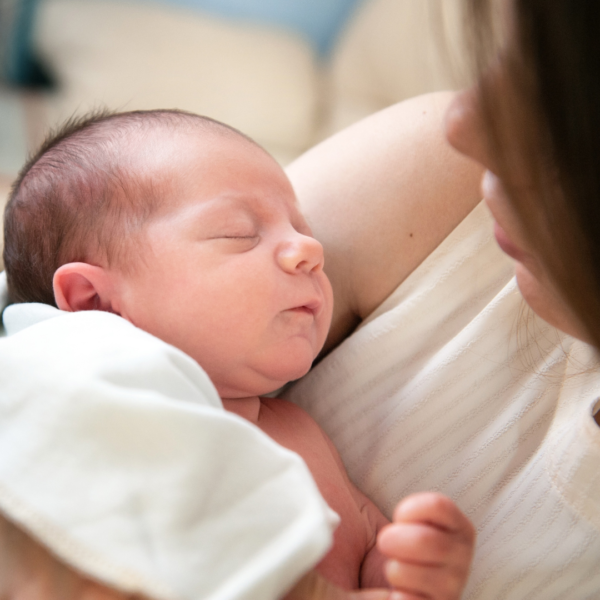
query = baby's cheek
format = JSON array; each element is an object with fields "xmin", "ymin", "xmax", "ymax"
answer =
[{"xmin": 319, "ymin": 279, "xmax": 335, "ymax": 336}]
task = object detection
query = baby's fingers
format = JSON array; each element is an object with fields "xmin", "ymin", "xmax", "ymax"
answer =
[
  {"xmin": 392, "ymin": 494, "xmax": 474, "ymax": 541},
  {"xmin": 383, "ymin": 559, "xmax": 465, "ymax": 600},
  {"xmin": 378, "ymin": 522, "xmax": 470, "ymax": 566},
  {"xmin": 377, "ymin": 493, "xmax": 475, "ymax": 600}
]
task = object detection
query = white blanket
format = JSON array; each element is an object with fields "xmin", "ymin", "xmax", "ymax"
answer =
[{"xmin": 0, "ymin": 300, "xmax": 337, "ymax": 600}]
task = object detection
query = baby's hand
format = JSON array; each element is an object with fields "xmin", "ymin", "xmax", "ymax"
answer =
[
  {"xmin": 285, "ymin": 570, "xmax": 402, "ymax": 600},
  {"xmin": 376, "ymin": 493, "xmax": 475, "ymax": 600}
]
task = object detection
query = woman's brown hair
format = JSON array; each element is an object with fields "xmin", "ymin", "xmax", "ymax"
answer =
[{"xmin": 465, "ymin": 0, "xmax": 600, "ymax": 348}]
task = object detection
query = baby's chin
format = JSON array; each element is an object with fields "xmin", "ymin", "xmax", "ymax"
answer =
[
  {"xmin": 215, "ymin": 357, "xmax": 315, "ymax": 399},
  {"xmin": 265, "ymin": 351, "xmax": 317, "ymax": 386}
]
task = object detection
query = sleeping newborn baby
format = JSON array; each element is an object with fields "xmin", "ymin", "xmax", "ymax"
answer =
[{"xmin": 3, "ymin": 110, "xmax": 474, "ymax": 597}]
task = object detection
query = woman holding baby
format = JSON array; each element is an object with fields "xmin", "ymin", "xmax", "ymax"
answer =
[
  {"xmin": 286, "ymin": 1, "xmax": 600, "ymax": 598},
  {"xmin": 1, "ymin": 0, "xmax": 599, "ymax": 599}
]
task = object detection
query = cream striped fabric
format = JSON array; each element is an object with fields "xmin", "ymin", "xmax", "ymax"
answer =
[{"xmin": 283, "ymin": 202, "xmax": 600, "ymax": 599}]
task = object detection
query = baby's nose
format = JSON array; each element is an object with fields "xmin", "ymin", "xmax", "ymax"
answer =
[{"xmin": 277, "ymin": 233, "xmax": 324, "ymax": 274}]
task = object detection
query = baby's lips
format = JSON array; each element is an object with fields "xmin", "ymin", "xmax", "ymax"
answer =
[
  {"xmin": 286, "ymin": 305, "xmax": 317, "ymax": 319},
  {"xmin": 285, "ymin": 294, "xmax": 323, "ymax": 316},
  {"xmin": 302, "ymin": 297, "xmax": 322, "ymax": 314}
]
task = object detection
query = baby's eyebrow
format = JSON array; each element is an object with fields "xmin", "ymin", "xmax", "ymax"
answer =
[
  {"xmin": 176, "ymin": 191, "xmax": 298, "ymax": 229},
  {"xmin": 205, "ymin": 197, "xmax": 259, "ymax": 222},
  {"xmin": 172, "ymin": 197, "xmax": 262, "ymax": 236},
  {"xmin": 178, "ymin": 195, "xmax": 254, "ymax": 220}
]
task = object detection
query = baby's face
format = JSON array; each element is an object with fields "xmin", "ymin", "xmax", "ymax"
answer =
[{"xmin": 115, "ymin": 130, "xmax": 333, "ymax": 399}]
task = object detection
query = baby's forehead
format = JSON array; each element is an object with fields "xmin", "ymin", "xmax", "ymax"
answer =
[
  {"xmin": 134, "ymin": 125, "xmax": 259, "ymax": 180},
  {"xmin": 148, "ymin": 129, "xmax": 285, "ymax": 184},
  {"xmin": 149, "ymin": 119, "xmax": 255, "ymax": 152},
  {"xmin": 122, "ymin": 120, "xmax": 297, "ymax": 220}
]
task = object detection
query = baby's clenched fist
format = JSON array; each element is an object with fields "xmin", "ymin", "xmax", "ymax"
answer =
[{"xmin": 377, "ymin": 493, "xmax": 475, "ymax": 600}]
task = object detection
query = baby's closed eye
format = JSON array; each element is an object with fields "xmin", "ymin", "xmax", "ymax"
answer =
[
  {"xmin": 208, "ymin": 217, "xmax": 258, "ymax": 240},
  {"xmin": 209, "ymin": 233, "xmax": 260, "ymax": 251},
  {"xmin": 218, "ymin": 233, "xmax": 258, "ymax": 239}
]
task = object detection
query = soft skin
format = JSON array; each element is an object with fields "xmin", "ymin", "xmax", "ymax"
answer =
[
  {"xmin": 286, "ymin": 92, "xmax": 484, "ymax": 353},
  {"xmin": 444, "ymin": 83, "xmax": 587, "ymax": 343},
  {"xmin": 53, "ymin": 130, "xmax": 334, "ymax": 399},
  {"xmin": 49, "ymin": 118, "xmax": 475, "ymax": 598}
]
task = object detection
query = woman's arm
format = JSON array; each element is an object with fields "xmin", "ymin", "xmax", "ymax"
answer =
[{"xmin": 287, "ymin": 92, "xmax": 484, "ymax": 352}]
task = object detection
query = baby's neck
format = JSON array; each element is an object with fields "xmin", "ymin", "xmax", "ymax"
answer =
[{"xmin": 221, "ymin": 396, "xmax": 262, "ymax": 424}]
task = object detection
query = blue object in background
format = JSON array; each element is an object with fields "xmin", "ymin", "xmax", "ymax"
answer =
[
  {"xmin": 0, "ymin": 0, "xmax": 52, "ymax": 86},
  {"xmin": 0, "ymin": 0, "xmax": 366, "ymax": 85},
  {"xmin": 146, "ymin": 0, "xmax": 366, "ymax": 55}
]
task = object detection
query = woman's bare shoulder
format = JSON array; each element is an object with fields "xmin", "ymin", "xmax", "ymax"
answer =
[{"xmin": 287, "ymin": 92, "xmax": 484, "ymax": 352}]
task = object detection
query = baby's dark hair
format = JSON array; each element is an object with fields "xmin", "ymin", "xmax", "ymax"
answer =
[{"xmin": 3, "ymin": 109, "xmax": 258, "ymax": 306}]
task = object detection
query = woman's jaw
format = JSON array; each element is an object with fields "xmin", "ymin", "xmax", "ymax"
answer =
[{"xmin": 480, "ymin": 170, "xmax": 589, "ymax": 342}]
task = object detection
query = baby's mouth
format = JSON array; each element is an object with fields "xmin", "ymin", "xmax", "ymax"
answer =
[
  {"xmin": 289, "ymin": 306, "xmax": 315, "ymax": 317},
  {"xmin": 286, "ymin": 296, "xmax": 322, "ymax": 318}
]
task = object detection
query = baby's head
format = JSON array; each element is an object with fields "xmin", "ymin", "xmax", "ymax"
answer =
[{"xmin": 4, "ymin": 110, "xmax": 333, "ymax": 397}]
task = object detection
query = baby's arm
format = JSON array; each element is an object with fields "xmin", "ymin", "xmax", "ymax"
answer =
[
  {"xmin": 376, "ymin": 493, "xmax": 476, "ymax": 600},
  {"xmin": 319, "ymin": 429, "xmax": 474, "ymax": 596},
  {"xmin": 347, "ymin": 482, "xmax": 475, "ymax": 599},
  {"xmin": 315, "ymin": 414, "xmax": 474, "ymax": 597}
]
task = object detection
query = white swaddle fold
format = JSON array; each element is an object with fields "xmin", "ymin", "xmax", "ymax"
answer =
[{"xmin": 0, "ymin": 303, "xmax": 337, "ymax": 600}]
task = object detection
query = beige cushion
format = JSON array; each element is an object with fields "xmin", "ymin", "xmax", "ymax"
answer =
[
  {"xmin": 3, "ymin": 0, "xmax": 465, "ymax": 267},
  {"xmin": 318, "ymin": 0, "xmax": 465, "ymax": 138},
  {"xmin": 35, "ymin": 0, "xmax": 322, "ymax": 164}
]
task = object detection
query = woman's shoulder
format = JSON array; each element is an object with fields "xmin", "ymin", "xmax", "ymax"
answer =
[{"xmin": 287, "ymin": 92, "xmax": 484, "ymax": 353}]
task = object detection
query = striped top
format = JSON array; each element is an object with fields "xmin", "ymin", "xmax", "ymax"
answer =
[{"xmin": 283, "ymin": 202, "xmax": 600, "ymax": 599}]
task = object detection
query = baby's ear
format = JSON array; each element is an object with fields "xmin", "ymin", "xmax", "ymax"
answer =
[{"xmin": 53, "ymin": 263, "xmax": 118, "ymax": 313}]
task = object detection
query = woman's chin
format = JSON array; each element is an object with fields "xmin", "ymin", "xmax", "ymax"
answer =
[{"xmin": 515, "ymin": 264, "xmax": 588, "ymax": 341}]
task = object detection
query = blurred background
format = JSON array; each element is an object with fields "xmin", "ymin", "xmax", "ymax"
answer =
[{"xmin": 0, "ymin": 0, "xmax": 466, "ymax": 265}]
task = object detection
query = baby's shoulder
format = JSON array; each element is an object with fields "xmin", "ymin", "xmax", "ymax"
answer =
[
  {"xmin": 260, "ymin": 396, "xmax": 330, "ymax": 430},
  {"xmin": 258, "ymin": 396, "xmax": 332, "ymax": 450},
  {"xmin": 260, "ymin": 396, "xmax": 312, "ymax": 418}
]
